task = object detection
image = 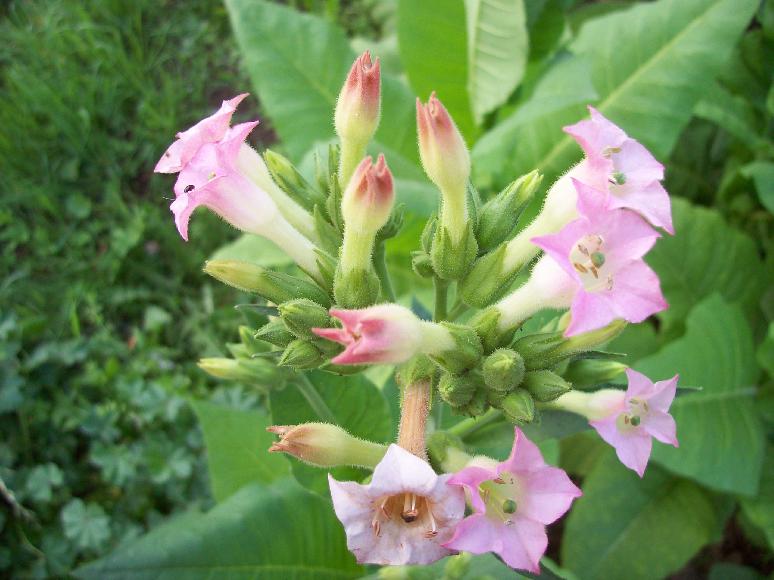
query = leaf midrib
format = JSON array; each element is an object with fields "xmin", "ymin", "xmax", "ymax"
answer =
[{"xmin": 536, "ymin": 0, "xmax": 724, "ymax": 172}]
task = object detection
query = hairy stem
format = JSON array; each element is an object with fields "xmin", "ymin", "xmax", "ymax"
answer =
[{"xmin": 397, "ymin": 380, "xmax": 431, "ymax": 460}]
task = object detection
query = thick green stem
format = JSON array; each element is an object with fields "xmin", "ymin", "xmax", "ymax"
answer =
[
  {"xmin": 295, "ymin": 374, "xmax": 337, "ymax": 424},
  {"xmin": 373, "ymin": 242, "xmax": 396, "ymax": 302},
  {"xmin": 434, "ymin": 278, "xmax": 448, "ymax": 322},
  {"xmin": 446, "ymin": 408, "xmax": 503, "ymax": 440}
]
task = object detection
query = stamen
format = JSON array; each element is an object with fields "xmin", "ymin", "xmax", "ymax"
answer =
[
  {"xmin": 371, "ymin": 519, "xmax": 381, "ymax": 537},
  {"xmin": 423, "ymin": 503, "xmax": 438, "ymax": 539},
  {"xmin": 401, "ymin": 493, "xmax": 419, "ymax": 523},
  {"xmin": 380, "ymin": 498, "xmax": 391, "ymax": 518},
  {"xmin": 573, "ymin": 262, "xmax": 588, "ymax": 274},
  {"xmin": 602, "ymin": 146, "xmax": 622, "ymax": 158}
]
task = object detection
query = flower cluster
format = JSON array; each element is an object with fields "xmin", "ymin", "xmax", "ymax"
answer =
[{"xmin": 156, "ymin": 52, "xmax": 681, "ymax": 572}]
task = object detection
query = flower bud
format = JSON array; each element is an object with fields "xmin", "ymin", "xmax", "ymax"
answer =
[
  {"xmin": 476, "ymin": 171, "xmax": 543, "ymax": 253},
  {"xmin": 512, "ymin": 331, "xmax": 566, "ymax": 370},
  {"xmin": 278, "ymin": 339, "xmax": 325, "ymax": 369},
  {"xmin": 411, "ymin": 251, "xmax": 435, "ymax": 278},
  {"xmin": 500, "ymin": 390, "xmax": 536, "ymax": 424},
  {"xmin": 458, "ymin": 243, "xmax": 520, "ymax": 308},
  {"xmin": 563, "ymin": 359, "xmax": 628, "ymax": 388},
  {"xmin": 336, "ymin": 51, "xmax": 381, "ymax": 185},
  {"xmin": 204, "ymin": 260, "xmax": 330, "ymax": 307},
  {"xmin": 522, "ymin": 370, "xmax": 572, "ymax": 402},
  {"xmin": 429, "ymin": 323, "xmax": 484, "ymax": 374},
  {"xmin": 333, "ymin": 267, "xmax": 381, "ymax": 309},
  {"xmin": 267, "ymin": 423, "xmax": 386, "ymax": 468},
  {"xmin": 438, "ymin": 371, "xmax": 479, "ymax": 407},
  {"xmin": 341, "ymin": 155, "xmax": 395, "ymax": 235},
  {"xmin": 279, "ymin": 299, "xmax": 332, "ymax": 340},
  {"xmin": 430, "ymin": 221, "xmax": 478, "ymax": 280},
  {"xmin": 455, "ymin": 386, "xmax": 489, "ymax": 418},
  {"xmin": 239, "ymin": 325, "xmax": 266, "ymax": 356},
  {"xmin": 416, "ymin": 92, "xmax": 470, "ymax": 204},
  {"xmin": 469, "ymin": 307, "xmax": 505, "ymax": 353},
  {"xmin": 482, "ymin": 349, "xmax": 525, "ymax": 393},
  {"xmin": 254, "ymin": 319, "xmax": 294, "ymax": 348},
  {"xmin": 197, "ymin": 357, "xmax": 276, "ymax": 384},
  {"xmin": 263, "ymin": 149, "xmax": 327, "ymax": 211}
]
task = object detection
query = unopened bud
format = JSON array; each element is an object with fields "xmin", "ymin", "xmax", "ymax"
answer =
[
  {"xmin": 455, "ymin": 386, "xmax": 489, "ymax": 418},
  {"xmin": 421, "ymin": 214, "xmax": 437, "ymax": 253},
  {"xmin": 476, "ymin": 171, "xmax": 542, "ymax": 253},
  {"xmin": 429, "ymin": 323, "xmax": 483, "ymax": 374},
  {"xmin": 416, "ymin": 92, "xmax": 470, "ymax": 202},
  {"xmin": 333, "ymin": 267, "xmax": 381, "ymax": 309},
  {"xmin": 482, "ymin": 349, "xmax": 525, "ymax": 393},
  {"xmin": 430, "ymin": 221, "xmax": 478, "ymax": 280},
  {"xmin": 204, "ymin": 260, "xmax": 330, "ymax": 307},
  {"xmin": 198, "ymin": 357, "xmax": 276, "ymax": 384},
  {"xmin": 512, "ymin": 331, "xmax": 566, "ymax": 370},
  {"xmin": 268, "ymin": 422, "xmax": 386, "ymax": 468},
  {"xmin": 438, "ymin": 372, "xmax": 478, "ymax": 407},
  {"xmin": 522, "ymin": 370, "xmax": 572, "ymax": 402},
  {"xmin": 239, "ymin": 325, "xmax": 266, "ymax": 356},
  {"xmin": 458, "ymin": 244, "xmax": 519, "ymax": 308},
  {"xmin": 469, "ymin": 307, "xmax": 505, "ymax": 353},
  {"xmin": 411, "ymin": 251, "xmax": 435, "ymax": 278},
  {"xmin": 500, "ymin": 389, "xmax": 536, "ymax": 424},
  {"xmin": 263, "ymin": 149, "xmax": 326, "ymax": 211},
  {"xmin": 563, "ymin": 359, "xmax": 628, "ymax": 388},
  {"xmin": 555, "ymin": 319, "xmax": 627, "ymax": 356},
  {"xmin": 336, "ymin": 52, "xmax": 381, "ymax": 185},
  {"xmin": 279, "ymin": 299, "xmax": 332, "ymax": 339},
  {"xmin": 278, "ymin": 339, "xmax": 325, "ymax": 369},
  {"xmin": 341, "ymin": 155, "xmax": 395, "ymax": 235},
  {"xmin": 254, "ymin": 319, "xmax": 294, "ymax": 348}
]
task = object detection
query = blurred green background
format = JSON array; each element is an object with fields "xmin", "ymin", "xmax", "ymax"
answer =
[{"xmin": 1, "ymin": 0, "xmax": 771, "ymax": 578}]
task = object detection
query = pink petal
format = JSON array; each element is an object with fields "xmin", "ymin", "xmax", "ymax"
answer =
[
  {"xmin": 532, "ymin": 219, "xmax": 590, "ymax": 282},
  {"xmin": 170, "ymin": 194, "xmax": 196, "ymax": 241},
  {"xmin": 643, "ymin": 410, "xmax": 678, "ymax": 447},
  {"xmin": 518, "ymin": 466, "xmax": 582, "ymax": 525},
  {"xmin": 442, "ymin": 513, "xmax": 501, "ymax": 554},
  {"xmin": 500, "ymin": 427, "xmax": 547, "ymax": 474},
  {"xmin": 606, "ymin": 261, "xmax": 668, "ymax": 323},
  {"xmin": 565, "ymin": 291, "xmax": 618, "ymax": 336},
  {"xmin": 624, "ymin": 368, "xmax": 658, "ymax": 399},
  {"xmin": 447, "ymin": 466, "xmax": 496, "ymax": 514},
  {"xmin": 563, "ymin": 106, "xmax": 628, "ymax": 166},
  {"xmin": 613, "ymin": 139, "xmax": 664, "ymax": 183},
  {"xmin": 498, "ymin": 516, "xmax": 548, "ymax": 573},
  {"xmin": 591, "ymin": 416, "xmax": 652, "ymax": 477},
  {"xmin": 649, "ymin": 374, "xmax": 679, "ymax": 412},
  {"xmin": 311, "ymin": 327, "xmax": 353, "ymax": 346},
  {"xmin": 369, "ymin": 445, "xmax": 439, "ymax": 497},
  {"xmin": 609, "ymin": 180, "xmax": 674, "ymax": 234}
]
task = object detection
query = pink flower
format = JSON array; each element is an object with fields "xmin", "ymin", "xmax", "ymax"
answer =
[
  {"xmin": 154, "ymin": 94, "xmax": 248, "ymax": 174},
  {"xmin": 564, "ymin": 106, "xmax": 673, "ymax": 234},
  {"xmin": 328, "ymin": 444, "xmax": 465, "ymax": 565},
  {"xmin": 532, "ymin": 179, "xmax": 667, "ymax": 336},
  {"xmin": 335, "ymin": 51, "xmax": 381, "ymax": 143},
  {"xmin": 341, "ymin": 154, "xmax": 395, "ymax": 234},
  {"xmin": 589, "ymin": 369, "xmax": 679, "ymax": 477},
  {"xmin": 312, "ymin": 304, "xmax": 454, "ymax": 365},
  {"xmin": 443, "ymin": 428, "xmax": 581, "ymax": 572}
]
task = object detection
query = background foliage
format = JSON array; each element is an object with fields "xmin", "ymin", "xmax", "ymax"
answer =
[{"xmin": 1, "ymin": 0, "xmax": 772, "ymax": 578}]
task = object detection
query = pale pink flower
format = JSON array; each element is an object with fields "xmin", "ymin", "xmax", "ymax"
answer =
[
  {"xmin": 335, "ymin": 51, "xmax": 381, "ymax": 142},
  {"xmin": 564, "ymin": 106, "xmax": 673, "ymax": 234},
  {"xmin": 443, "ymin": 428, "xmax": 581, "ymax": 572},
  {"xmin": 312, "ymin": 304, "xmax": 454, "ymax": 365},
  {"xmin": 328, "ymin": 444, "xmax": 465, "ymax": 565},
  {"xmin": 531, "ymin": 179, "xmax": 667, "ymax": 336},
  {"xmin": 154, "ymin": 94, "xmax": 248, "ymax": 174},
  {"xmin": 341, "ymin": 154, "xmax": 395, "ymax": 233},
  {"xmin": 589, "ymin": 369, "xmax": 679, "ymax": 477}
]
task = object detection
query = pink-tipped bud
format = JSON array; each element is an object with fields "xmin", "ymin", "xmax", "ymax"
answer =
[
  {"xmin": 335, "ymin": 51, "xmax": 381, "ymax": 144},
  {"xmin": 416, "ymin": 92, "xmax": 470, "ymax": 196},
  {"xmin": 267, "ymin": 422, "xmax": 386, "ymax": 468},
  {"xmin": 341, "ymin": 154, "xmax": 395, "ymax": 233}
]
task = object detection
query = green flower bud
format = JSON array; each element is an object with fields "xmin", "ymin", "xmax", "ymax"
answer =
[
  {"xmin": 313, "ymin": 206, "xmax": 342, "ymax": 256},
  {"xmin": 430, "ymin": 222, "xmax": 478, "ymax": 280},
  {"xmin": 500, "ymin": 389, "xmax": 536, "ymax": 424},
  {"xmin": 458, "ymin": 244, "xmax": 519, "ymax": 308},
  {"xmin": 268, "ymin": 422, "xmax": 386, "ymax": 468},
  {"xmin": 278, "ymin": 339, "xmax": 325, "ymax": 369},
  {"xmin": 279, "ymin": 299, "xmax": 332, "ymax": 340},
  {"xmin": 421, "ymin": 214, "xmax": 437, "ymax": 253},
  {"xmin": 522, "ymin": 370, "xmax": 572, "ymax": 402},
  {"xmin": 376, "ymin": 203, "xmax": 405, "ymax": 242},
  {"xmin": 482, "ymin": 349, "xmax": 525, "ymax": 393},
  {"xmin": 438, "ymin": 372, "xmax": 478, "ymax": 407},
  {"xmin": 263, "ymin": 149, "xmax": 326, "ymax": 211},
  {"xmin": 396, "ymin": 355, "xmax": 437, "ymax": 387},
  {"xmin": 469, "ymin": 307, "xmax": 505, "ymax": 353},
  {"xmin": 254, "ymin": 319, "xmax": 295, "ymax": 348},
  {"xmin": 487, "ymin": 387, "xmax": 509, "ymax": 407},
  {"xmin": 204, "ymin": 260, "xmax": 331, "ymax": 307},
  {"xmin": 314, "ymin": 249, "xmax": 337, "ymax": 293},
  {"xmin": 476, "ymin": 171, "xmax": 542, "ymax": 253},
  {"xmin": 411, "ymin": 251, "xmax": 435, "ymax": 278},
  {"xmin": 239, "ymin": 325, "xmax": 267, "ymax": 356},
  {"xmin": 512, "ymin": 331, "xmax": 566, "ymax": 370},
  {"xmin": 563, "ymin": 359, "xmax": 628, "ymax": 389},
  {"xmin": 198, "ymin": 357, "xmax": 277, "ymax": 384},
  {"xmin": 429, "ymin": 322, "xmax": 483, "ymax": 374},
  {"xmin": 333, "ymin": 267, "xmax": 381, "ymax": 309},
  {"xmin": 455, "ymin": 386, "xmax": 489, "ymax": 418}
]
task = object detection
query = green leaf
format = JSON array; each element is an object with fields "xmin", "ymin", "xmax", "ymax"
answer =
[
  {"xmin": 477, "ymin": 0, "xmax": 759, "ymax": 188},
  {"xmin": 695, "ymin": 82, "xmax": 766, "ymax": 146},
  {"xmin": 740, "ymin": 446, "xmax": 774, "ymax": 549},
  {"xmin": 562, "ymin": 451, "xmax": 717, "ymax": 580},
  {"xmin": 646, "ymin": 199, "xmax": 767, "ymax": 333},
  {"xmin": 757, "ymin": 323, "xmax": 774, "ymax": 377},
  {"xmin": 471, "ymin": 55, "xmax": 597, "ymax": 189},
  {"xmin": 75, "ymin": 481, "xmax": 362, "ymax": 579},
  {"xmin": 61, "ymin": 499, "xmax": 111, "ymax": 551},
  {"xmin": 192, "ymin": 401, "xmax": 290, "ymax": 503},
  {"xmin": 741, "ymin": 160, "xmax": 774, "ymax": 214},
  {"xmin": 225, "ymin": 0, "xmax": 415, "ymax": 161},
  {"xmin": 397, "ymin": 0, "xmax": 475, "ymax": 138},
  {"xmin": 270, "ymin": 372, "xmax": 392, "ymax": 493},
  {"xmin": 464, "ymin": 0, "xmax": 529, "ymax": 124},
  {"xmin": 636, "ymin": 294, "xmax": 764, "ymax": 495},
  {"xmin": 24, "ymin": 463, "xmax": 63, "ymax": 504}
]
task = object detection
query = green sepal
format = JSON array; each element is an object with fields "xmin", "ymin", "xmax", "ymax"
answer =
[
  {"xmin": 458, "ymin": 244, "xmax": 520, "ymax": 308},
  {"xmin": 396, "ymin": 355, "xmax": 437, "ymax": 387},
  {"xmin": 279, "ymin": 298, "xmax": 332, "ymax": 340},
  {"xmin": 263, "ymin": 149, "xmax": 326, "ymax": 210},
  {"xmin": 333, "ymin": 266, "xmax": 381, "ymax": 309},
  {"xmin": 313, "ymin": 205, "xmax": 342, "ymax": 255},
  {"xmin": 470, "ymin": 307, "xmax": 505, "ymax": 353},
  {"xmin": 411, "ymin": 251, "xmax": 435, "ymax": 278},
  {"xmin": 278, "ymin": 339, "xmax": 325, "ymax": 369},
  {"xmin": 522, "ymin": 370, "xmax": 572, "ymax": 402},
  {"xmin": 429, "ymin": 323, "xmax": 483, "ymax": 374},
  {"xmin": 254, "ymin": 319, "xmax": 294, "ymax": 349},
  {"xmin": 500, "ymin": 389, "xmax": 536, "ymax": 424},
  {"xmin": 438, "ymin": 371, "xmax": 480, "ymax": 407},
  {"xmin": 430, "ymin": 221, "xmax": 478, "ymax": 280},
  {"xmin": 476, "ymin": 170, "xmax": 542, "ymax": 253}
]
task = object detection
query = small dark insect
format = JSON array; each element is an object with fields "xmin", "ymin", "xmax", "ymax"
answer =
[{"xmin": 184, "ymin": 184, "xmax": 195, "ymax": 193}]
